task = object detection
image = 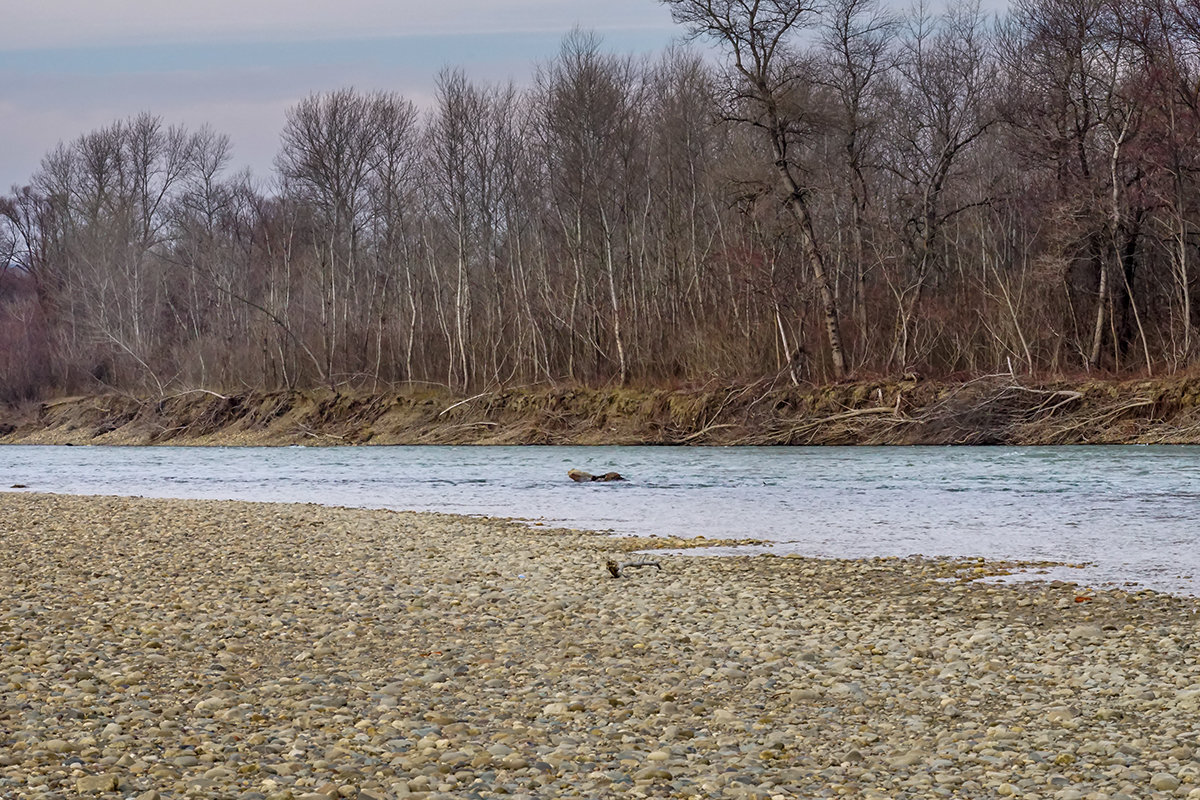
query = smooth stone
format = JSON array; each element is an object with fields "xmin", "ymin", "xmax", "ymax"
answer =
[
  {"xmin": 76, "ymin": 774, "xmax": 120, "ymax": 792},
  {"xmin": 1150, "ymin": 773, "xmax": 1181, "ymax": 791}
]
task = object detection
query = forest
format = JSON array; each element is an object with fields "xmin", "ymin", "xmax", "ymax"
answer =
[{"xmin": 4, "ymin": 0, "xmax": 1200, "ymax": 404}]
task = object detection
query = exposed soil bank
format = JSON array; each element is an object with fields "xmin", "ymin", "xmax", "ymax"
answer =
[{"xmin": 4, "ymin": 376, "xmax": 1200, "ymax": 446}]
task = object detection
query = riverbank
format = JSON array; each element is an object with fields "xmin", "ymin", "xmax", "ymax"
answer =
[
  {"xmin": 4, "ymin": 375, "xmax": 1200, "ymax": 446},
  {"xmin": 2, "ymin": 494, "xmax": 1200, "ymax": 799}
]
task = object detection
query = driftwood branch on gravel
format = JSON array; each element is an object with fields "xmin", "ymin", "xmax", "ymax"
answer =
[{"xmin": 606, "ymin": 559, "xmax": 662, "ymax": 578}]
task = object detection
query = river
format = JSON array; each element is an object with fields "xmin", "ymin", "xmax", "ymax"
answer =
[{"xmin": 1, "ymin": 444, "xmax": 1197, "ymax": 595}]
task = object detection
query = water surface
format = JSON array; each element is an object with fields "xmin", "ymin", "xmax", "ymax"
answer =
[{"xmin": 2, "ymin": 445, "xmax": 1197, "ymax": 595}]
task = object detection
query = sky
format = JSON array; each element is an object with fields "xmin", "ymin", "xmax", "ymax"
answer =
[{"xmin": 0, "ymin": 0, "xmax": 681, "ymax": 192}]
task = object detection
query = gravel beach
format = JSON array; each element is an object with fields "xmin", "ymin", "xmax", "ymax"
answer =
[{"xmin": 2, "ymin": 493, "xmax": 1200, "ymax": 799}]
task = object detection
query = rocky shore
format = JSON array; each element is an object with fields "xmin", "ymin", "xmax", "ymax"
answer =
[{"xmin": 3, "ymin": 493, "xmax": 1200, "ymax": 799}]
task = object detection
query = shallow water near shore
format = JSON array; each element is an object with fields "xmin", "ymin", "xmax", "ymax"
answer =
[{"xmin": 2, "ymin": 443, "xmax": 1198, "ymax": 595}]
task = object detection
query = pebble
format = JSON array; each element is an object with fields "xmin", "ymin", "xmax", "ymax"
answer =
[
  {"xmin": 1151, "ymin": 773, "xmax": 1182, "ymax": 791},
  {"xmin": 1, "ymin": 493, "xmax": 1198, "ymax": 799},
  {"xmin": 75, "ymin": 774, "xmax": 119, "ymax": 792}
]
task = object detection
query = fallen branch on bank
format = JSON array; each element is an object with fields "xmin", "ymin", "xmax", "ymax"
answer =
[
  {"xmin": 680, "ymin": 423, "xmax": 738, "ymax": 443},
  {"xmin": 437, "ymin": 391, "xmax": 492, "ymax": 418},
  {"xmin": 164, "ymin": 389, "xmax": 232, "ymax": 401},
  {"xmin": 445, "ymin": 421, "xmax": 499, "ymax": 431},
  {"xmin": 1095, "ymin": 398, "xmax": 1154, "ymax": 421},
  {"xmin": 906, "ymin": 380, "xmax": 1092, "ymax": 444},
  {"xmin": 768, "ymin": 406, "xmax": 904, "ymax": 444},
  {"xmin": 1033, "ymin": 398, "xmax": 1154, "ymax": 442},
  {"xmin": 1021, "ymin": 387, "xmax": 1082, "ymax": 406},
  {"xmin": 295, "ymin": 424, "xmax": 346, "ymax": 441}
]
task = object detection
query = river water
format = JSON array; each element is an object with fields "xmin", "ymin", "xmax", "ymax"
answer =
[{"xmin": 1, "ymin": 444, "xmax": 1197, "ymax": 595}]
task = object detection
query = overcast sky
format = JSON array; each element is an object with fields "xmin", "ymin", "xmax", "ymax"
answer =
[{"xmin": 0, "ymin": 0, "xmax": 681, "ymax": 192}]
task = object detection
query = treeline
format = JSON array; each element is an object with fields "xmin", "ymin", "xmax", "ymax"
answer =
[{"xmin": 4, "ymin": 0, "xmax": 1200, "ymax": 402}]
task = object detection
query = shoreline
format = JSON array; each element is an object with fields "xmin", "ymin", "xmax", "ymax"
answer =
[
  {"xmin": 5, "ymin": 480, "xmax": 1189, "ymax": 598},
  {"xmin": 3, "ymin": 493, "xmax": 1200, "ymax": 799},
  {"xmin": 6, "ymin": 376, "xmax": 1200, "ymax": 446}
]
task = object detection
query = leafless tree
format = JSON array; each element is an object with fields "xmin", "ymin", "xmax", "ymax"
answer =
[
  {"xmin": 12, "ymin": 17, "xmax": 1200, "ymax": 401},
  {"xmin": 663, "ymin": 0, "xmax": 849, "ymax": 379}
]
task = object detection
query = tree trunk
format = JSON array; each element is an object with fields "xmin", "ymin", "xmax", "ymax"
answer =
[
  {"xmin": 775, "ymin": 165, "xmax": 847, "ymax": 380},
  {"xmin": 1089, "ymin": 256, "xmax": 1107, "ymax": 370}
]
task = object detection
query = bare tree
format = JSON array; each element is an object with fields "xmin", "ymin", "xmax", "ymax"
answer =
[
  {"xmin": 883, "ymin": 0, "xmax": 997, "ymax": 371},
  {"xmin": 535, "ymin": 31, "xmax": 646, "ymax": 384},
  {"xmin": 820, "ymin": 0, "xmax": 898, "ymax": 369},
  {"xmin": 662, "ymin": 0, "xmax": 849, "ymax": 379}
]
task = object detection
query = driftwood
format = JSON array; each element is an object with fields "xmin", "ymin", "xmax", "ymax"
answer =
[
  {"xmin": 568, "ymin": 469, "xmax": 626, "ymax": 483},
  {"xmin": 437, "ymin": 391, "xmax": 491, "ymax": 418},
  {"xmin": 680, "ymin": 423, "xmax": 738, "ymax": 443},
  {"xmin": 606, "ymin": 559, "xmax": 662, "ymax": 578},
  {"xmin": 763, "ymin": 405, "xmax": 905, "ymax": 444},
  {"xmin": 295, "ymin": 424, "xmax": 346, "ymax": 441},
  {"xmin": 744, "ymin": 375, "xmax": 1106, "ymax": 445}
]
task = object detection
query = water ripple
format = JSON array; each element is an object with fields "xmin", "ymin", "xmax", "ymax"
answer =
[{"xmin": 2, "ymin": 444, "xmax": 1199, "ymax": 595}]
